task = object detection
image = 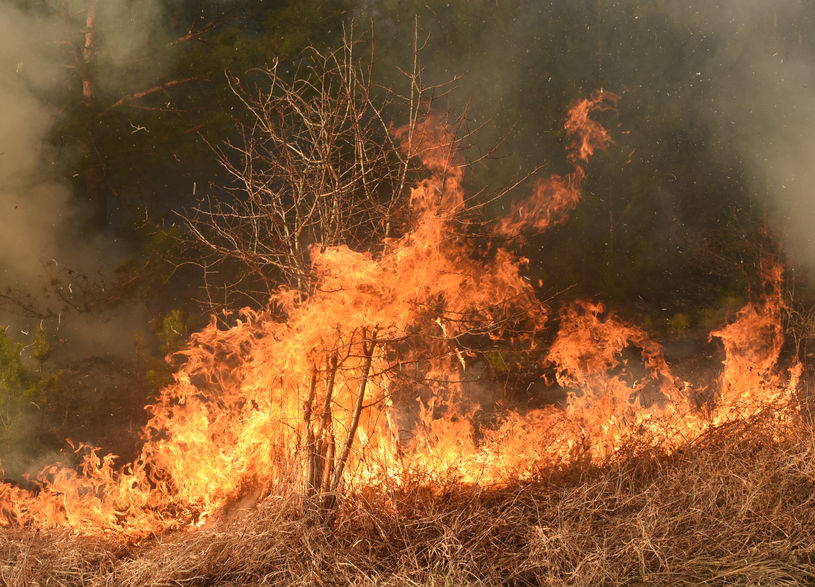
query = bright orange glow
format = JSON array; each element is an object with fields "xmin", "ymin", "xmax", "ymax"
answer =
[
  {"xmin": 0, "ymin": 95, "xmax": 800, "ymax": 540},
  {"xmin": 496, "ymin": 90, "xmax": 618, "ymax": 237}
]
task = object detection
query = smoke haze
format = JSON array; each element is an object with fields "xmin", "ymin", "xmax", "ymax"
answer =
[
  {"xmin": 0, "ymin": 2, "xmax": 168, "ymax": 362},
  {"xmin": 364, "ymin": 1, "xmax": 815, "ymax": 307},
  {"xmin": 683, "ymin": 1, "xmax": 815, "ymax": 279}
]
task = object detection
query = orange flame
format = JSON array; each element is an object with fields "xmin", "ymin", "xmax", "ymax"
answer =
[
  {"xmin": 0, "ymin": 95, "xmax": 800, "ymax": 540},
  {"xmin": 495, "ymin": 90, "xmax": 618, "ymax": 237},
  {"xmin": 710, "ymin": 259, "xmax": 800, "ymax": 425}
]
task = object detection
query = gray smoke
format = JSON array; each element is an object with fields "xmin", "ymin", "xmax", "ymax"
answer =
[
  {"xmin": 0, "ymin": 1, "xmax": 176, "ymax": 477},
  {"xmin": 679, "ymin": 1, "xmax": 815, "ymax": 278},
  {"xmin": 0, "ymin": 2, "xmax": 172, "ymax": 366}
]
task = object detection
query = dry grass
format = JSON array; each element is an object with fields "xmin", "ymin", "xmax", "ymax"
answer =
[{"xmin": 4, "ymin": 412, "xmax": 815, "ymax": 586}]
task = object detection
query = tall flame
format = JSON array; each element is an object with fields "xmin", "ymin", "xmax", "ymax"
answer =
[
  {"xmin": 0, "ymin": 94, "xmax": 800, "ymax": 540},
  {"xmin": 495, "ymin": 91, "xmax": 618, "ymax": 237}
]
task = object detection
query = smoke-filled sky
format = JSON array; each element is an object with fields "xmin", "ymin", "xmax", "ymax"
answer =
[{"xmin": 669, "ymin": 0, "xmax": 815, "ymax": 283}]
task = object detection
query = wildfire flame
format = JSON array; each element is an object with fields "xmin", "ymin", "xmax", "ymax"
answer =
[
  {"xmin": 0, "ymin": 92, "xmax": 800, "ymax": 540},
  {"xmin": 495, "ymin": 91, "xmax": 618, "ymax": 237}
]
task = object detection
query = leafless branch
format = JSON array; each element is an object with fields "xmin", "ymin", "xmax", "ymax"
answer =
[{"xmin": 181, "ymin": 27, "xmax": 448, "ymax": 309}]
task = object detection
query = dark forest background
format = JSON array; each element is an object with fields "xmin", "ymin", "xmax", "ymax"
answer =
[{"xmin": 1, "ymin": 0, "xmax": 814, "ymax": 477}]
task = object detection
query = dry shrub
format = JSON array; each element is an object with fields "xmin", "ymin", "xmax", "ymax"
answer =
[{"xmin": 4, "ymin": 412, "xmax": 815, "ymax": 585}]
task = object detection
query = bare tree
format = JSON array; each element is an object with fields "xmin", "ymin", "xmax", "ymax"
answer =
[{"xmin": 183, "ymin": 29, "xmax": 449, "ymax": 308}]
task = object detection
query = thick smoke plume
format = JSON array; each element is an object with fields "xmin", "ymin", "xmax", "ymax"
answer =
[{"xmin": 0, "ymin": 2, "xmax": 169, "ymax": 364}]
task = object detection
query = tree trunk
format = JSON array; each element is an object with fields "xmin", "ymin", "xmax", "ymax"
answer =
[
  {"xmin": 77, "ymin": 0, "xmax": 108, "ymax": 231},
  {"xmin": 324, "ymin": 327, "xmax": 378, "ymax": 509}
]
